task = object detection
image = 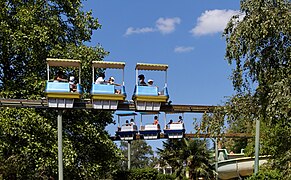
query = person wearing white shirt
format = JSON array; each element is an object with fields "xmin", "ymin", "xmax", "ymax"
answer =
[{"xmin": 95, "ymin": 73, "xmax": 106, "ymax": 84}]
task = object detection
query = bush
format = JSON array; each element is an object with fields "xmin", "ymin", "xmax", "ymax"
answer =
[
  {"xmin": 112, "ymin": 169, "xmax": 130, "ymax": 180},
  {"xmin": 112, "ymin": 168, "xmax": 175, "ymax": 180},
  {"xmin": 129, "ymin": 168, "xmax": 158, "ymax": 180},
  {"xmin": 156, "ymin": 173, "xmax": 175, "ymax": 180},
  {"xmin": 246, "ymin": 169, "xmax": 282, "ymax": 180}
]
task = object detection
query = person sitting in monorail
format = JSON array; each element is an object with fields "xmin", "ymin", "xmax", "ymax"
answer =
[
  {"xmin": 147, "ymin": 79, "xmax": 154, "ymax": 86},
  {"xmin": 54, "ymin": 71, "xmax": 68, "ymax": 82},
  {"xmin": 108, "ymin": 76, "xmax": 121, "ymax": 94},
  {"xmin": 153, "ymin": 116, "xmax": 161, "ymax": 130},
  {"xmin": 166, "ymin": 119, "xmax": 173, "ymax": 129},
  {"xmin": 178, "ymin": 116, "xmax": 183, "ymax": 123},
  {"xmin": 148, "ymin": 79, "xmax": 161, "ymax": 95},
  {"xmin": 153, "ymin": 116, "xmax": 159, "ymax": 125},
  {"xmin": 69, "ymin": 76, "xmax": 77, "ymax": 92},
  {"xmin": 138, "ymin": 74, "xmax": 147, "ymax": 86},
  {"xmin": 95, "ymin": 72, "xmax": 106, "ymax": 84},
  {"xmin": 130, "ymin": 118, "xmax": 135, "ymax": 126}
]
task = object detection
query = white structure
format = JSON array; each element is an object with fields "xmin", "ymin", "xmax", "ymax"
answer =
[
  {"xmin": 154, "ymin": 163, "xmax": 172, "ymax": 175},
  {"xmin": 218, "ymin": 156, "xmax": 269, "ymax": 180}
]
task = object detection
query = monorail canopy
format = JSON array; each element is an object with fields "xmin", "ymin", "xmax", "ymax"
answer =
[
  {"xmin": 46, "ymin": 58, "xmax": 81, "ymax": 67},
  {"xmin": 92, "ymin": 61, "xmax": 125, "ymax": 69},
  {"xmin": 135, "ymin": 63, "xmax": 168, "ymax": 71}
]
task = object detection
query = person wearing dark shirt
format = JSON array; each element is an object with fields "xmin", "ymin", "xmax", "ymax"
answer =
[
  {"xmin": 178, "ymin": 116, "xmax": 183, "ymax": 123},
  {"xmin": 54, "ymin": 71, "xmax": 68, "ymax": 82},
  {"xmin": 138, "ymin": 74, "xmax": 147, "ymax": 86},
  {"xmin": 167, "ymin": 119, "xmax": 173, "ymax": 129},
  {"xmin": 125, "ymin": 120, "xmax": 129, "ymax": 126}
]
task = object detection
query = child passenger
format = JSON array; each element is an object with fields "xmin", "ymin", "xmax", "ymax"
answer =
[
  {"xmin": 108, "ymin": 76, "xmax": 121, "ymax": 94},
  {"xmin": 69, "ymin": 76, "xmax": 77, "ymax": 92},
  {"xmin": 153, "ymin": 116, "xmax": 159, "ymax": 125},
  {"xmin": 130, "ymin": 119, "xmax": 135, "ymax": 126},
  {"xmin": 147, "ymin": 79, "xmax": 154, "ymax": 86}
]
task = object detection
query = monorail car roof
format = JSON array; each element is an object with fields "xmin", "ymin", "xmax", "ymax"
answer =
[
  {"xmin": 46, "ymin": 58, "xmax": 81, "ymax": 67},
  {"xmin": 92, "ymin": 61, "xmax": 125, "ymax": 69},
  {"xmin": 135, "ymin": 63, "xmax": 168, "ymax": 71}
]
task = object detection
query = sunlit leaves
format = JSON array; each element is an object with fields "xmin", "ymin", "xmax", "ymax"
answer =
[
  {"xmin": 223, "ymin": 0, "xmax": 291, "ymax": 177},
  {"xmin": 0, "ymin": 0, "xmax": 119, "ymax": 179},
  {"xmin": 119, "ymin": 140, "xmax": 154, "ymax": 170}
]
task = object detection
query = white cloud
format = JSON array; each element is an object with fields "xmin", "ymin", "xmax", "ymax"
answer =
[
  {"xmin": 156, "ymin": 17, "xmax": 181, "ymax": 34},
  {"xmin": 174, "ymin": 46, "xmax": 194, "ymax": 53},
  {"xmin": 124, "ymin": 17, "xmax": 181, "ymax": 36},
  {"xmin": 190, "ymin": 9, "xmax": 240, "ymax": 36},
  {"xmin": 124, "ymin": 27, "xmax": 155, "ymax": 36}
]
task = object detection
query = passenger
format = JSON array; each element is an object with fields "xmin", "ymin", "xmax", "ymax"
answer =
[
  {"xmin": 167, "ymin": 119, "xmax": 173, "ymax": 129},
  {"xmin": 138, "ymin": 74, "xmax": 147, "ymax": 86},
  {"xmin": 178, "ymin": 116, "xmax": 183, "ymax": 123},
  {"xmin": 148, "ymin": 79, "xmax": 160, "ymax": 95},
  {"xmin": 147, "ymin": 79, "xmax": 155, "ymax": 86},
  {"xmin": 95, "ymin": 72, "xmax": 106, "ymax": 84},
  {"xmin": 153, "ymin": 116, "xmax": 159, "ymax": 125},
  {"xmin": 69, "ymin": 76, "xmax": 77, "ymax": 92},
  {"xmin": 54, "ymin": 71, "xmax": 68, "ymax": 82},
  {"xmin": 130, "ymin": 118, "xmax": 135, "ymax": 126},
  {"xmin": 125, "ymin": 120, "xmax": 130, "ymax": 126},
  {"xmin": 108, "ymin": 76, "xmax": 121, "ymax": 94},
  {"xmin": 108, "ymin": 76, "xmax": 115, "ymax": 85}
]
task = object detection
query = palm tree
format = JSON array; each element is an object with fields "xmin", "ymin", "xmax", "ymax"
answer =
[{"xmin": 158, "ymin": 138, "xmax": 215, "ymax": 180}]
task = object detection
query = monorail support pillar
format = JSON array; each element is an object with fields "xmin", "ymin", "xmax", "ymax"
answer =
[
  {"xmin": 215, "ymin": 138, "xmax": 218, "ymax": 180},
  {"xmin": 254, "ymin": 117, "xmax": 260, "ymax": 174},
  {"xmin": 58, "ymin": 110, "xmax": 63, "ymax": 180},
  {"xmin": 128, "ymin": 141, "xmax": 131, "ymax": 170}
]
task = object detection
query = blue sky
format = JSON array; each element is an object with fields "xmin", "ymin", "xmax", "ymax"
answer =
[{"xmin": 82, "ymin": 0, "xmax": 241, "ymax": 151}]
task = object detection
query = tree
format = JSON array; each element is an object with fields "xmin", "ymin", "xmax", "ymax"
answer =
[
  {"xmin": 223, "ymin": 0, "xmax": 290, "ymax": 177},
  {"xmin": 158, "ymin": 139, "xmax": 215, "ymax": 180},
  {"xmin": 0, "ymin": 0, "xmax": 121, "ymax": 179},
  {"xmin": 0, "ymin": 0, "xmax": 104, "ymax": 98},
  {"xmin": 119, "ymin": 140, "xmax": 154, "ymax": 170}
]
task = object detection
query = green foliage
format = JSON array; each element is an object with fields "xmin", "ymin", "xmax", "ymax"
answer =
[
  {"xmin": 197, "ymin": 107, "xmax": 226, "ymax": 136},
  {"xmin": 156, "ymin": 173, "xmax": 175, "ymax": 180},
  {"xmin": 0, "ymin": 108, "xmax": 57, "ymax": 179},
  {"xmin": 129, "ymin": 168, "xmax": 158, "ymax": 180},
  {"xmin": 0, "ymin": 0, "xmax": 120, "ymax": 179},
  {"xmin": 0, "ymin": 0, "xmax": 104, "ymax": 98},
  {"xmin": 119, "ymin": 140, "xmax": 154, "ymax": 170},
  {"xmin": 246, "ymin": 168, "xmax": 282, "ymax": 180},
  {"xmin": 0, "ymin": 108, "xmax": 122, "ymax": 179},
  {"xmin": 158, "ymin": 139, "xmax": 215, "ymax": 180},
  {"xmin": 222, "ymin": 0, "xmax": 291, "ymax": 178},
  {"xmin": 113, "ymin": 168, "xmax": 172, "ymax": 180}
]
